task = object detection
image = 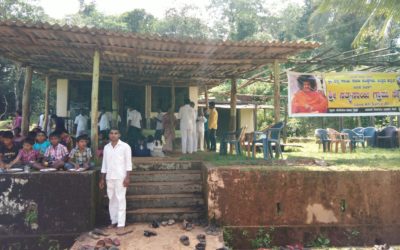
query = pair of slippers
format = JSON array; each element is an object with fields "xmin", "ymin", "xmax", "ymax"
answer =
[
  {"xmin": 160, "ymin": 219, "xmax": 176, "ymax": 226},
  {"xmin": 182, "ymin": 219, "xmax": 194, "ymax": 231},
  {"xmin": 95, "ymin": 238, "xmax": 121, "ymax": 248},
  {"xmin": 87, "ymin": 228, "xmax": 110, "ymax": 240},
  {"xmin": 179, "ymin": 234, "xmax": 206, "ymax": 249},
  {"xmin": 144, "ymin": 230, "xmax": 157, "ymax": 237}
]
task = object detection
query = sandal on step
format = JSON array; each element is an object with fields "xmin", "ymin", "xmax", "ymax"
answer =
[
  {"xmin": 112, "ymin": 238, "xmax": 121, "ymax": 246},
  {"xmin": 95, "ymin": 239, "xmax": 105, "ymax": 248},
  {"xmin": 179, "ymin": 235, "xmax": 190, "ymax": 246}
]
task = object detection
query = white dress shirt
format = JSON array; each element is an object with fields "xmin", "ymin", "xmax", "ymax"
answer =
[
  {"xmin": 98, "ymin": 113, "xmax": 110, "ymax": 131},
  {"xmin": 74, "ymin": 114, "xmax": 88, "ymax": 136},
  {"xmin": 178, "ymin": 104, "xmax": 194, "ymax": 130},
  {"xmin": 127, "ymin": 109, "xmax": 142, "ymax": 128},
  {"xmin": 101, "ymin": 140, "xmax": 132, "ymax": 180}
]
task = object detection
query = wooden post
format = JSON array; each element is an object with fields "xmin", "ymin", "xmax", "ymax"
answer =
[
  {"xmin": 229, "ymin": 78, "xmax": 237, "ymax": 132},
  {"xmin": 43, "ymin": 75, "xmax": 50, "ymax": 132},
  {"xmin": 21, "ymin": 66, "xmax": 33, "ymax": 136},
  {"xmin": 111, "ymin": 75, "xmax": 119, "ymax": 127},
  {"xmin": 204, "ymin": 85, "xmax": 209, "ymax": 110},
  {"xmin": 171, "ymin": 83, "xmax": 175, "ymax": 112},
  {"xmin": 273, "ymin": 60, "xmax": 280, "ymax": 122},
  {"xmin": 339, "ymin": 117, "xmax": 344, "ymax": 131},
  {"xmin": 357, "ymin": 116, "xmax": 362, "ymax": 127},
  {"xmin": 91, "ymin": 50, "xmax": 100, "ymax": 155},
  {"xmin": 145, "ymin": 85, "xmax": 151, "ymax": 129},
  {"xmin": 283, "ymin": 103, "xmax": 288, "ymax": 143},
  {"xmin": 370, "ymin": 116, "xmax": 375, "ymax": 126},
  {"xmin": 253, "ymin": 104, "xmax": 257, "ymax": 132}
]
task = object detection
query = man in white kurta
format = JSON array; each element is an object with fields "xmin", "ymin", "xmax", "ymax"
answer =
[
  {"xmin": 178, "ymin": 99, "xmax": 195, "ymax": 154},
  {"xmin": 74, "ymin": 110, "xmax": 88, "ymax": 137},
  {"xmin": 99, "ymin": 128, "xmax": 132, "ymax": 232},
  {"xmin": 190, "ymin": 102, "xmax": 198, "ymax": 153}
]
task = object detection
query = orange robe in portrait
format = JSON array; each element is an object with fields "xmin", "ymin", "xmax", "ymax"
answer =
[{"xmin": 291, "ymin": 90, "xmax": 328, "ymax": 113}]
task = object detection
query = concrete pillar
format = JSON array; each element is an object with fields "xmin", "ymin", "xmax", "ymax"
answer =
[
  {"xmin": 21, "ymin": 66, "xmax": 33, "ymax": 136},
  {"xmin": 56, "ymin": 79, "xmax": 69, "ymax": 117},
  {"xmin": 90, "ymin": 50, "xmax": 100, "ymax": 155}
]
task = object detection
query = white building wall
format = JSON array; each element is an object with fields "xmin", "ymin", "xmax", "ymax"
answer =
[{"xmin": 240, "ymin": 109, "xmax": 255, "ymax": 132}]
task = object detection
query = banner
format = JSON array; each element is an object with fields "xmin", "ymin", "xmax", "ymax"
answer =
[{"xmin": 288, "ymin": 71, "xmax": 400, "ymax": 117}]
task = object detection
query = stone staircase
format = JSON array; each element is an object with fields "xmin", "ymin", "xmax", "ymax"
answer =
[{"xmin": 126, "ymin": 160, "xmax": 206, "ymax": 223}]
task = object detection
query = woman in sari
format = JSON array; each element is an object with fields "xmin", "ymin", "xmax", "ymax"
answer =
[{"xmin": 162, "ymin": 107, "xmax": 176, "ymax": 153}]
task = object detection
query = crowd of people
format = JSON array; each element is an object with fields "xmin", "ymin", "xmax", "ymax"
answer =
[{"xmin": 0, "ymin": 99, "xmax": 219, "ymax": 171}]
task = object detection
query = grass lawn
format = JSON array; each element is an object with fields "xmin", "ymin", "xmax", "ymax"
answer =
[{"xmin": 180, "ymin": 142, "xmax": 400, "ymax": 171}]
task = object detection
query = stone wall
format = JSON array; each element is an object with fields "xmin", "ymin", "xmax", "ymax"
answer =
[
  {"xmin": 204, "ymin": 164, "xmax": 400, "ymax": 248},
  {"xmin": 0, "ymin": 171, "xmax": 98, "ymax": 249}
]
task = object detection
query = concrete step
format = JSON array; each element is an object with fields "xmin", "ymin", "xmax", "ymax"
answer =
[
  {"xmin": 133, "ymin": 161, "xmax": 202, "ymax": 171},
  {"xmin": 131, "ymin": 170, "xmax": 202, "ymax": 182},
  {"xmin": 126, "ymin": 207, "xmax": 205, "ymax": 222},
  {"xmin": 127, "ymin": 181, "xmax": 203, "ymax": 195},
  {"xmin": 127, "ymin": 194, "xmax": 204, "ymax": 209}
]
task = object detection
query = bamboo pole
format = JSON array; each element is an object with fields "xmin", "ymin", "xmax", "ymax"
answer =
[
  {"xmin": 91, "ymin": 50, "xmax": 100, "ymax": 155},
  {"xmin": 229, "ymin": 78, "xmax": 237, "ymax": 132},
  {"xmin": 273, "ymin": 60, "xmax": 280, "ymax": 122},
  {"xmin": 43, "ymin": 75, "xmax": 50, "ymax": 132},
  {"xmin": 111, "ymin": 75, "xmax": 119, "ymax": 128},
  {"xmin": 204, "ymin": 85, "xmax": 209, "ymax": 110},
  {"xmin": 21, "ymin": 66, "xmax": 33, "ymax": 136}
]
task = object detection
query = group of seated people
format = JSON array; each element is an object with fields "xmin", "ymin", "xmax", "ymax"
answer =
[
  {"xmin": 0, "ymin": 128, "xmax": 95, "ymax": 172},
  {"xmin": 132, "ymin": 135, "xmax": 164, "ymax": 157}
]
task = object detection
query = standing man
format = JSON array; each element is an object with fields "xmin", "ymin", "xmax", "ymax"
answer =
[
  {"xmin": 74, "ymin": 109, "xmax": 88, "ymax": 137},
  {"xmin": 154, "ymin": 109, "xmax": 164, "ymax": 142},
  {"xmin": 99, "ymin": 128, "xmax": 132, "ymax": 234},
  {"xmin": 178, "ymin": 99, "xmax": 194, "ymax": 154},
  {"xmin": 126, "ymin": 106, "xmax": 142, "ymax": 147},
  {"xmin": 208, "ymin": 102, "xmax": 218, "ymax": 151},
  {"xmin": 190, "ymin": 102, "xmax": 197, "ymax": 153},
  {"xmin": 98, "ymin": 108, "xmax": 111, "ymax": 138}
]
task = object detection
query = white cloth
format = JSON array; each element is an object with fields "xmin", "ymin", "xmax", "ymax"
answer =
[
  {"xmin": 101, "ymin": 140, "xmax": 132, "ymax": 180},
  {"xmin": 39, "ymin": 114, "xmax": 45, "ymax": 128},
  {"xmin": 74, "ymin": 114, "xmax": 88, "ymax": 137},
  {"xmin": 106, "ymin": 179, "xmax": 127, "ymax": 227},
  {"xmin": 192, "ymin": 109, "xmax": 198, "ymax": 152},
  {"xmin": 98, "ymin": 113, "xmax": 110, "ymax": 131},
  {"xmin": 178, "ymin": 104, "xmax": 194, "ymax": 130},
  {"xmin": 181, "ymin": 128, "xmax": 193, "ymax": 154},
  {"xmin": 127, "ymin": 109, "xmax": 142, "ymax": 128},
  {"xmin": 155, "ymin": 112, "xmax": 164, "ymax": 130},
  {"xmin": 196, "ymin": 116, "xmax": 207, "ymax": 151}
]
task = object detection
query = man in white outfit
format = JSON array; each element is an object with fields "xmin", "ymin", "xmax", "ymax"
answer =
[
  {"xmin": 74, "ymin": 109, "xmax": 88, "ymax": 137},
  {"xmin": 190, "ymin": 102, "xmax": 198, "ymax": 153},
  {"xmin": 99, "ymin": 128, "xmax": 132, "ymax": 234},
  {"xmin": 178, "ymin": 99, "xmax": 194, "ymax": 154}
]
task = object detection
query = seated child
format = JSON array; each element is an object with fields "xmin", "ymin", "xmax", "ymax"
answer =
[
  {"xmin": 33, "ymin": 131, "xmax": 50, "ymax": 155},
  {"xmin": 65, "ymin": 135, "xmax": 94, "ymax": 171},
  {"xmin": 146, "ymin": 135, "xmax": 164, "ymax": 157},
  {"xmin": 8, "ymin": 138, "xmax": 42, "ymax": 170},
  {"xmin": 60, "ymin": 130, "xmax": 75, "ymax": 152},
  {"xmin": 43, "ymin": 132, "xmax": 69, "ymax": 170},
  {"xmin": 132, "ymin": 136, "xmax": 150, "ymax": 157},
  {"xmin": 0, "ymin": 131, "xmax": 20, "ymax": 170}
]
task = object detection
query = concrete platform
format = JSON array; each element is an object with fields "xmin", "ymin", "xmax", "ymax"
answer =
[{"xmin": 70, "ymin": 223, "xmax": 225, "ymax": 250}]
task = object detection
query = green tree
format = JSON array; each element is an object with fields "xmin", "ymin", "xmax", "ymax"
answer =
[{"xmin": 121, "ymin": 9, "xmax": 156, "ymax": 33}]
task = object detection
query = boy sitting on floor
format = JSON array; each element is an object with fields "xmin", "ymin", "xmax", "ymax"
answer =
[
  {"xmin": 0, "ymin": 131, "xmax": 20, "ymax": 170},
  {"xmin": 65, "ymin": 135, "xmax": 94, "ymax": 171},
  {"xmin": 43, "ymin": 132, "xmax": 69, "ymax": 170},
  {"xmin": 8, "ymin": 138, "xmax": 42, "ymax": 170},
  {"xmin": 33, "ymin": 131, "xmax": 50, "ymax": 155}
]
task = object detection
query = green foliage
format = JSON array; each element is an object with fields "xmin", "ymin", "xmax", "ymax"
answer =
[
  {"xmin": 250, "ymin": 227, "xmax": 274, "ymax": 249},
  {"xmin": 223, "ymin": 227, "xmax": 234, "ymax": 247},
  {"xmin": 308, "ymin": 234, "xmax": 330, "ymax": 248},
  {"xmin": 0, "ymin": 0, "xmax": 48, "ymax": 22}
]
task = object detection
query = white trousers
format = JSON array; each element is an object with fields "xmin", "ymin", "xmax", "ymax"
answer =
[
  {"xmin": 181, "ymin": 128, "xmax": 193, "ymax": 154},
  {"xmin": 106, "ymin": 179, "xmax": 127, "ymax": 227},
  {"xmin": 197, "ymin": 130, "xmax": 204, "ymax": 151},
  {"xmin": 192, "ymin": 127, "xmax": 198, "ymax": 152}
]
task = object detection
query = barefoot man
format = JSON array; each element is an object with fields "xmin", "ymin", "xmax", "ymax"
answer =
[{"xmin": 99, "ymin": 128, "xmax": 132, "ymax": 234}]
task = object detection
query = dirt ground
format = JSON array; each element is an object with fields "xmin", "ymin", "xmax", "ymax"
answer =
[{"xmin": 70, "ymin": 223, "xmax": 225, "ymax": 250}]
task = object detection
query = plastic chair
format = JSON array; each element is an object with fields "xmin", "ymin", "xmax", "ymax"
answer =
[
  {"xmin": 352, "ymin": 127, "xmax": 364, "ymax": 134},
  {"xmin": 327, "ymin": 128, "xmax": 351, "ymax": 153},
  {"xmin": 220, "ymin": 126, "xmax": 247, "ymax": 155},
  {"xmin": 315, "ymin": 129, "xmax": 331, "ymax": 152},
  {"xmin": 376, "ymin": 126, "xmax": 398, "ymax": 148},
  {"xmin": 342, "ymin": 129, "xmax": 365, "ymax": 149},
  {"xmin": 253, "ymin": 122, "xmax": 284, "ymax": 159},
  {"xmin": 265, "ymin": 126, "xmax": 284, "ymax": 159},
  {"xmin": 363, "ymin": 127, "xmax": 377, "ymax": 147}
]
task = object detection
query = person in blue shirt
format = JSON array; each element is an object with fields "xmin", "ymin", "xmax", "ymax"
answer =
[{"xmin": 33, "ymin": 131, "xmax": 50, "ymax": 155}]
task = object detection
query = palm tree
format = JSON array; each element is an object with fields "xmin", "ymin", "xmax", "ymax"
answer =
[{"xmin": 312, "ymin": 0, "xmax": 400, "ymax": 47}]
